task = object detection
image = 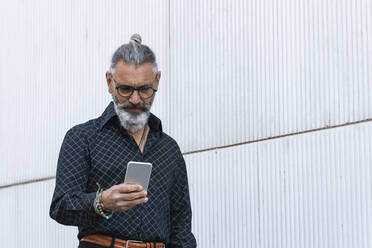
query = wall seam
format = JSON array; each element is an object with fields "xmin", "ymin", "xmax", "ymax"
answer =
[
  {"xmin": 2, "ymin": 118, "xmax": 371, "ymax": 190},
  {"xmin": 183, "ymin": 118, "xmax": 372, "ymax": 156},
  {"xmin": 0, "ymin": 177, "xmax": 56, "ymax": 190}
]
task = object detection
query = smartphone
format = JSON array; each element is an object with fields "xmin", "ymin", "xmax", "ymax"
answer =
[{"xmin": 124, "ymin": 161, "xmax": 152, "ymax": 191}]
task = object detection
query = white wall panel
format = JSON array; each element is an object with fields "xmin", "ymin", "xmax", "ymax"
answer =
[
  {"xmin": 185, "ymin": 121, "xmax": 372, "ymax": 248},
  {"xmin": 1, "ymin": 120, "xmax": 371, "ymax": 248},
  {"xmin": 0, "ymin": 180, "xmax": 78, "ymax": 248},
  {"xmin": 170, "ymin": 0, "xmax": 372, "ymax": 153},
  {"xmin": 186, "ymin": 140, "xmax": 260, "ymax": 247},
  {"xmin": 0, "ymin": 0, "xmax": 169, "ymax": 186}
]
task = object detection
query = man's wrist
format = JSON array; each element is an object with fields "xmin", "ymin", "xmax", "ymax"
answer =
[
  {"xmin": 100, "ymin": 190, "xmax": 110, "ymax": 211},
  {"xmin": 93, "ymin": 184, "xmax": 113, "ymax": 219}
]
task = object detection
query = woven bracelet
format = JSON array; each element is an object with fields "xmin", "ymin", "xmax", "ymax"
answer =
[{"xmin": 93, "ymin": 183, "xmax": 113, "ymax": 219}]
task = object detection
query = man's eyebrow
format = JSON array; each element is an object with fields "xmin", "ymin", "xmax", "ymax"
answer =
[
  {"xmin": 115, "ymin": 80, "xmax": 152, "ymax": 84},
  {"xmin": 116, "ymin": 83, "xmax": 153, "ymax": 88}
]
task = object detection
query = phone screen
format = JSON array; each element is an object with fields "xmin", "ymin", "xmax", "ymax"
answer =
[{"xmin": 124, "ymin": 161, "xmax": 152, "ymax": 191}]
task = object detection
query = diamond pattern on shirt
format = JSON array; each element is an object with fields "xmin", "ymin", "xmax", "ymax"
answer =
[{"xmin": 50, "ymin": 102, "xmax": 197, "ymax": 248}]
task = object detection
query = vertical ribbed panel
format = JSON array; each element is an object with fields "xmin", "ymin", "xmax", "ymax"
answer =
[
  {"xmin": 170, "ymin": 0, "xmax": 372, "ymax": 153},
  {"xmin": 0, "ymin": 0, "xmax": 169, "ymax": 186},
  {"xmin": 1, "ymin": 123, "xmax": 370, "ymax": 247},
  {"xmin": 186, "ymin": 142, "xmax": 260, "ymax": 247},
  {"xmin": 186, "ymin": 122, "xmax": 372, "ymax": 248},
  {"xmin": 0, "ymin": 180, "xmax": 78, "ymax": 247},
  {"xmin": 1, "ymin": 1, "xmax": 372, "ymax": 247}
]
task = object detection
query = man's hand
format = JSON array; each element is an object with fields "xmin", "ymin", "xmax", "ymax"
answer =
[{"xmin": 101, "ymin": 183, "xmax": 148, "ymax": 212}]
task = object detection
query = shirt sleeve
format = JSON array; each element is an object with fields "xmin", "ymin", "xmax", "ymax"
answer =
[
  {"xmin": 168, "ymin": 153, "xmax": 197, "ymax": 248},
  {"xmin": 49, "ymin": 128, "xmax": 98, "ymax": 226}
]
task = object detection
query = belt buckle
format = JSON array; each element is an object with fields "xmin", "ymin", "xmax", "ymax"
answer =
[{"xmin": 125, "ymin": 239, "xmax": 143, "ymax": 248}]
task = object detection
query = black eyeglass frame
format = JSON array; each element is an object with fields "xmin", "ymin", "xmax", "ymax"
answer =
[{"xmin": 110, "ymin": 75, "xmax": 158, "ymax": 99}]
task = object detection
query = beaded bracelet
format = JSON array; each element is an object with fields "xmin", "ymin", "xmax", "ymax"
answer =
[{"xmin": 93, "ymin": 182, "xmax": 113, "ymax": 220}]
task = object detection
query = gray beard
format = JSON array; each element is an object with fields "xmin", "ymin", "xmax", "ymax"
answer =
[{"xmin": 111, "ymin": 94, "xmax": 153, "ymax": 133}]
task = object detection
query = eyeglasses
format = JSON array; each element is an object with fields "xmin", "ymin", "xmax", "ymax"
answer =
[{"xmin": 110, "ymin": 76, "xmax": 158, "ymax": 99}]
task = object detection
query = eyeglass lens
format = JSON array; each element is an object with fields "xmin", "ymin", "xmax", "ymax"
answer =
[{"xmin": 117, "ymin": 86, "xmax": 155, "ymax": 99}]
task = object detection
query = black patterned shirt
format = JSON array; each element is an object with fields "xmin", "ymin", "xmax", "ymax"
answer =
[{"xmin": 50, "ymin": 102, "xmax": 197, "ymax": 248}]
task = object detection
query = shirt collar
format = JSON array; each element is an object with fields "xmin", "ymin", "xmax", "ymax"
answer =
[{"xmin": 99, "ymin": 101, "xmax": 163, "ymax": 134}]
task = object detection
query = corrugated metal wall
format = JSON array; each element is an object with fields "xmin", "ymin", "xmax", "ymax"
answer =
[
  {"xmin": 0, "ymin": 180, "xmax": 78, "ymax": 247},
  {"xmin": 170, "ymin": 0, "xmax": 372, "ymax": 152},
  {"xmin": 0, "ymin": 0, "xmax": 169, "ymax": 186},
  {"xmin": 0, "ymin": 0, "xmax": 169, "ymax": 246},
  {"xmin": 1, "ymin": 0, "xmax": 371, "ymax": 247},
  {"xmin": 187, "ymin": 122, "xmax": 372, "ymax": 247}
]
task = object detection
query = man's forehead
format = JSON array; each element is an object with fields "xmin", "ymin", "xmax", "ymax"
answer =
[{"xmin": 114, "ymin": 60, "xmax": 154, "ymax": 78}]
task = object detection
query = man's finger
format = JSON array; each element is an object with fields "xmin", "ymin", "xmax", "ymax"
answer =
[
  {"xmin": 117, "ymin": 183, "xmax": 143, "ymax": 193},
  {"xmin": 115, "ymin": 191, "xmax": 147, "ymax": 202},
  {"xmin": 116, "ymin": 197, "xmax": 149, "ymax": 208}
]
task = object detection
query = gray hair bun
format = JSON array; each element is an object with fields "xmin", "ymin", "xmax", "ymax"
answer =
[{"xmin": 130, "ymin": 34, "xmax": 142, "ymax": 46}]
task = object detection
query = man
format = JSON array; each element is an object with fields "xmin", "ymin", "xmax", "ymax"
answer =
[{"xmin": 50, "ymin": 34, "xmax": 197, "ymax": 248}]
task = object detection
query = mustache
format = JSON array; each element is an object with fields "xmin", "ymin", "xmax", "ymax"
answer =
[{"xmin": 116, "ymin": 101, "xmax": 150, "ymax": 112}]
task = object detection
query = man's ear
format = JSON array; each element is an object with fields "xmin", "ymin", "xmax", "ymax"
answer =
[
  {"xmin": 154, "ymin": 71, "xmax": 161, "ymax": 89},
  {"xmin": 106, "ymin": 72, "xmax": 113, "ymax": 94},
  {"xmin": 157, "ymin": 71, "xmax": 161, "ymax": 81}
]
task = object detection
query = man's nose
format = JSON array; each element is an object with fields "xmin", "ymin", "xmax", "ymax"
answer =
[{"xmin": 129, "ymin": 90, "xmax": 142, "ymax": 105}]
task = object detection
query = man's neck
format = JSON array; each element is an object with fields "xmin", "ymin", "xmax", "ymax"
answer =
[
  {"xmin": 128, "ymin": 124, "xmax": 148, "ymax": 147},
  {"xmin": 128, "ymin": 125, "xmax": 145, "ymax": 138}
]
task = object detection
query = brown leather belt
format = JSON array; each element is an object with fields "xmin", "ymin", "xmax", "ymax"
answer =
[{"xmin": 80, "ymin": 234, "xmax": 165, "ymax": 248}]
